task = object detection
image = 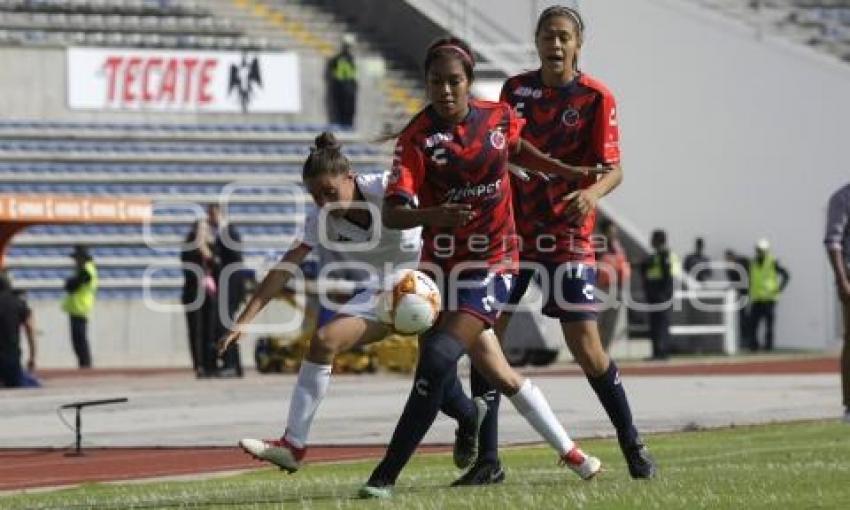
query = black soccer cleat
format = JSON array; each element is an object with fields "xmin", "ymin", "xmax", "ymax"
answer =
[
  {"xmin": 453, "ymin": 397, "xmax": 488, "ymax": 469},
  {"xmin": 451, "ymin": 459, "xmax": 506, "ymax": 487},
  {"xmin": 622, "ymin": 442, "xmax": 657, "ymax": 479}
]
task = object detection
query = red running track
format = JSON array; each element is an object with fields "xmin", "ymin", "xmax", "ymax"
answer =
[
  {"xmin": 0, "ymin": 445, "xmax": 451, "ymax": 492},
  {"xmin": 1, "ymin": 356, "xmax": 839, "ymax": 492}
]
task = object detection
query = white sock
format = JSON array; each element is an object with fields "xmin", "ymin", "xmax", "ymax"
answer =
[
  {"xmin": 508, "ymin": 379, "xmax": 575, "ymax": 456},
  {"xmin": 283, "ymin": 360, "xmax": 332, "ymax": 449}
]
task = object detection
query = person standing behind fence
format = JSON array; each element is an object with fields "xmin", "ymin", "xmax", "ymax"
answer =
[
  {"xmin": 597, "ymin": 220, "xmax": 631, "ymax": 352},
  {"xmin": 62, "ymin": 245, "xmax": 97, "ymax": 368},
  {"xmin": 824, "ymin": 183, "xmax": 850, "ymax": 422},
  {"xmin": 0, "ymin": 272, "xmax": 37, "ymax": 388},
  {"xmin": 208, "ymin": 204, "xmax": 245, "ymax": 377},
  {"xmin": 490, "ymin": 5, "xmax": 656, "ymax": 484},
  {"xmin": 641, "ymin": 230, "xmax": 680, "ymax": 360},
  {"xmin": 725, "ymin": 249, "xmax": 751, "ymax": 347},
  {"xmin": 748, "ymin": 238, "xmax": 789, "ymax": 352},
  {"xmin": 684, "ymin": 237, "xmax": 712, "ymax": 283},
  {"xmin": 326, "ymin": 34, "xmax": 358, "ymax": 129},
  {"xmin": 182, "ymin": 220, "xmax": 218, "ymax": 377}
]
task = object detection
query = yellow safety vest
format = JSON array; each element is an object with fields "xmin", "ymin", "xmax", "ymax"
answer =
[
  {"xmin": 749, "ymin": 255, "xmax": 779, "ymax": 302},
  {"xmin": 646, "ymin": 252, "xmax": 682, "ymax": 281},
  {"xmin": 62, "ymin": 261, "xmax": 98, "ymax": 317},
  {"xmin": 332, "ymin": 57, "xmax": 357, "ymax": 82}
]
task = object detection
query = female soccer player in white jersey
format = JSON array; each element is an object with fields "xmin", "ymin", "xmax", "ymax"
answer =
[{"xmin": 218, "ymin": 132, "xmax": 486, "ymax": 473}]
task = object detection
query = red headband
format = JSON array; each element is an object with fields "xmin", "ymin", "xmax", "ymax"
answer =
[{"xmin": 431, "ymin": 43, "xmax": 474, "ymax": 67}]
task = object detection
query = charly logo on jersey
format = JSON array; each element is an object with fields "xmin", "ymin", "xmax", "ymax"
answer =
[
  {"xmin": 582, "ymin": 283, "xmax": 595, "ymax": 301},
  {"xmin": 424, "ymin": 132, "xmax": 453, "ymax": 166},
  {"xmin": 561, "ymin": 107, "xmax": 580, "ymax": 127},
  {"xmin": 329, "ymin": 215, "xmax": 372, "ymax": 244},
  {"xmin": 488, "ymin": 129, "xmax": 506, "ymax": 150}
]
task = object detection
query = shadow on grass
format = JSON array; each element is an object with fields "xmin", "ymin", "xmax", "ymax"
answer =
[
  {"xmin": 15, "ymin": 482, "xmax": 449, "ymax": 510},
  {"xmin": 16, "ymin": 476, "xmax": 596, "ymax": 510}
]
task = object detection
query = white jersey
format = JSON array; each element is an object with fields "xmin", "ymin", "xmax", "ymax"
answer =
[{"xmin": 297, "ymin": 173, "xmax": 422, "ymax": 285}]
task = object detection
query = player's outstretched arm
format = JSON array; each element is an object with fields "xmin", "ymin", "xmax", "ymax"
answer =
[
  {"xmin": 217, "ymin": 243, "xmax": 311, "ymax": 355},
  {"xmin": 510, "ymin": 139, "xmax": 612, "ymax": 180},
  {"xmin": 382, "ymin": 196, "xmax": 475, "ymax": 230}
]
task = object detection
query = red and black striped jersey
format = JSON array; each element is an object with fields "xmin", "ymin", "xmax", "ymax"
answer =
[
  {"xmin": 500, "ymin": 71, "xmax": 620, "ymax": 264},
  {"xmin": 385, "ymin": 99, "xmax": 524, "ymax": 274}
]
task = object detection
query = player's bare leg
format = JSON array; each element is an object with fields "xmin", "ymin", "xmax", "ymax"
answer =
[
  {"xmin": 240, "ymin": 317, "xmax": 389, "ymax": 472},
  {"xmin": 466, "ymin": 329, "xmax": 523, "ymax": 395},
  {"xmin": 561, "ymin": 321, "xmax": 608, "ymax": 377},
  {"xmin": 456, "ymin": 321, "xmax": 601, "ymax": 480},
  {"xmin": 305, "ymin": 315, "xmax": 389, "ymax": 365},
  {"xmin": 561, "ymin": 321, "xmax": 656, "ymax": 478}
]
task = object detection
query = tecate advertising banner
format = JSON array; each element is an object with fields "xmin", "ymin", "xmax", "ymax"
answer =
[{"xmin": 67, "ymin": 47, "xmax": 301, "ymax": 113}]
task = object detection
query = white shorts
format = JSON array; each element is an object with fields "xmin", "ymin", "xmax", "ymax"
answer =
[{"xmin": 317, "ymin": 287, "xmax": 380, "ymax": 327}]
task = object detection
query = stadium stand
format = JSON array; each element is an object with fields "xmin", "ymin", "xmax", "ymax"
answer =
[
  {"xmin": 0, "ymin": 0, "xmax": 426, "ymax": 135},
  {"xmin": 0, "ymin": 0, "xmax": 432, "ymax": 307},
  {"xmin": 0, "ymin": 121, "xmax": 388, "ymax": 300},
  {"xmin": 216, "ymin": 0, "xmax": 425, "ymax": 121},
  {"xmin": 690, "ymin": 0, "xmax": 850, "ymax": 62},
  {"xmin": 0, "ymin": 0, "xmax": 271, "ymax": 49}
]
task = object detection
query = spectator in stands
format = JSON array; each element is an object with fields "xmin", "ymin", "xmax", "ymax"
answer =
[
  {"xmin": 597, "ymin": 220, "xmax": 631, "ymax": 352},
  {"xmin": 326, "ymin": 33, "xmax": 358, "ymax": 129},
  {"xmin": 748, "ymin": 238, "xmax": 790, "ymax": 351},
  {"xmin": 684, "ymin": 237, "xmax": 712, "ymax": 283},
  {"xmin": 62, "ymin": 245, "xmax": 97, "ymax": 368},
  {"xmin": 0, "ymin": 272, "xmax": 37, "ymax": 388},
  {"xmin": 641, "ymin": 230, "xmax": 681, "ymax": 360},
  {"xmin": 824, "ymin": 182, "xmax": 850, "ymax": 423},
  {"xmin": 725, "ymin": 249, "xmax": 751, "ymax": 348},
  {"xmin": 182, "ymin": 220, "xmax": 218, "ymax": 377},
  {"xmin": 207, "ymin": 204, "xmax": 245, "ymax": 377}
]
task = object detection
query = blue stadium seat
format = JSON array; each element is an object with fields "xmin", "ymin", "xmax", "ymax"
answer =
[{"xmin": 0, "ymin": 118, "xmax": 369, "ymax": 296}]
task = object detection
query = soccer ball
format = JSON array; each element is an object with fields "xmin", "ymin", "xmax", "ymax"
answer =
[{"xmin": 375, "ymin": 270, "xmax": 441, "ymax": 335}]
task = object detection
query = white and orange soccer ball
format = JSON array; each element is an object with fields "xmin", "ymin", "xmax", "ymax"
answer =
[{"xmin": 376, "ymin": 270, "xmax": 442, "ymax": 335}]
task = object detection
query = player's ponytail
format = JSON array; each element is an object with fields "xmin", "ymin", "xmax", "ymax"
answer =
[
  {"xmin": 535, "ymin": 5, "xmax": 585, "ymax": 71},
  {"xmin": 302, "ymin": 131, "xmax": 350, "ymax": 180}
]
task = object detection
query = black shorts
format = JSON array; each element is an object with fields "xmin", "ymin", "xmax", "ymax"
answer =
[{"xmin": 506, "ymin": 261, "xmax": 599, "ymax": 323}]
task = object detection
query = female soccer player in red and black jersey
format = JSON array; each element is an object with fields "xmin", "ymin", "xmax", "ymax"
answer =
[
  {"xmin": 463, "ymin": 5, "xmax": 656, "ymax": 482},
  {"xmin": 358, "ymin": 37, "xmax": 608, "ymax": 499}
]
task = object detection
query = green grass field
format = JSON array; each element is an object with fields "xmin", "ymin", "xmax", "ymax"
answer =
[{"xmin": 4, "ymin": 421, "xmax": 849, "ymax": 510}]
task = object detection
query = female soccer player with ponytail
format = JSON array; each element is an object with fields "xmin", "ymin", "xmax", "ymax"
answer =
[
  {"xmin": 463, "ymin": 5, "xmax": 656, "ymax": 484},
  {"xmin": 359, "ymin": 37, "xmax": 609, "ymax": 499},
  {"xmin": 219, "ymin": 132, "xmax": 484, "ymax": 474}
]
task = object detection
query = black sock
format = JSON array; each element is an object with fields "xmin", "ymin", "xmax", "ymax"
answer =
[
  {"xmin": 587, "ymin": 360, "xmax": 640, "ymax": 448},
  {"xmin": 440, "ymin": 370, "xmax": 476, "ymax": 432},
  {"xmin": 368, "ymin": 331, "xmax": 465, "ymax": 486},
  {"xmin": 471, "ymin": 366, "xmax": 500, "ymax": 464}
]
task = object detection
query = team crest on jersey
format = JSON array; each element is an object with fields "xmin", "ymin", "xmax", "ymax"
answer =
[
  {"xmin": 488, "ymin": 129, "xmax": 506, "ymax": 150},
  {"xmin": 561, "ymin": 107, "xmax": 580, "ymax": 127}
]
